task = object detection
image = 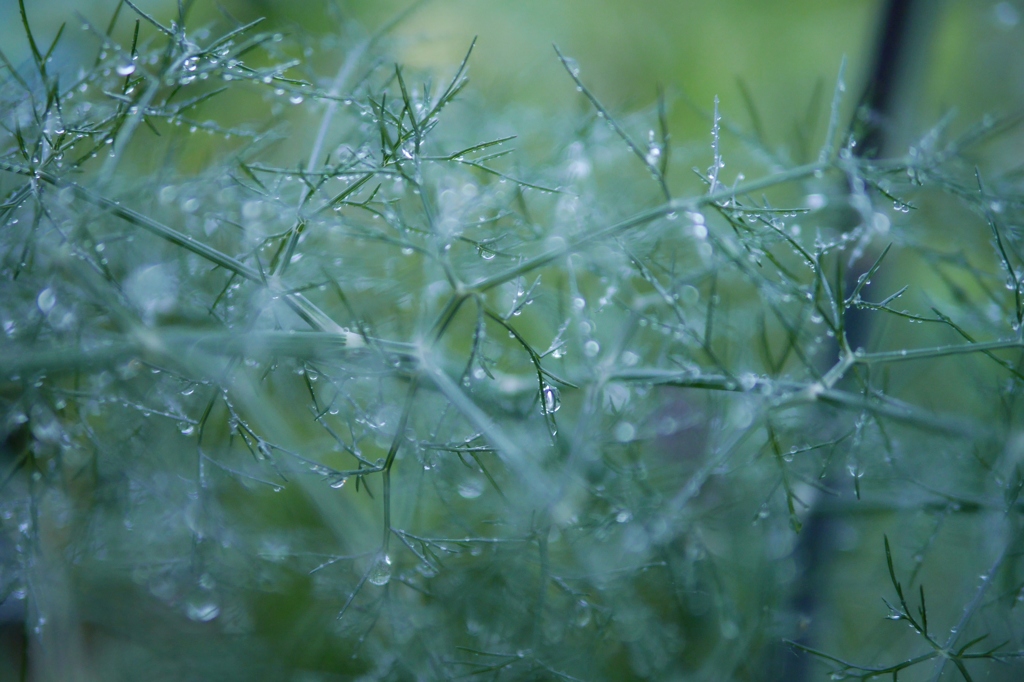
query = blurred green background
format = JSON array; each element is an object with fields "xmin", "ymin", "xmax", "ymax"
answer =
[{"xmin": 3, "ymin": 0, "xmax": 1022, "ymax": 148}]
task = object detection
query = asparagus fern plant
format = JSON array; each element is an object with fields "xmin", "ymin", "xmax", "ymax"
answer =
[{"xmin": 1, "ymin": 1, "xmax": 1023, "ymax": 679}]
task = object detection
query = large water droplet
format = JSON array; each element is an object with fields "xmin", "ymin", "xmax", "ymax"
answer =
[
  {"xmin": 541, "ymin": 385, "xmax": 561, "ymax": 414},
  {"xmin": 186, "ymin": 598, "xmax": 220, "ymax": 622},
  {"xmin": 614, "ymin": 422, "xmax": 635, "ymax": 442},
  {"xmin": 37, "ymin": 288, "xmax": 56, "ymax": 313},
  {"xmin": 458, "ymin": 477, "xmax": 485, "ymax": 499},
  {"xmin": 124, "ymin": 264, "xmax": 178, "ymax": 321},
  {"xmin": 367, "ymin": 554, "xmax": 392, "ymax": 586},
  {"xmin": 645, "ymin": 146, "xmax": 661, "ymax": 166},
  {"xmin": 573, "ymin": 599, "xmax": 591, "ymax": 627}
]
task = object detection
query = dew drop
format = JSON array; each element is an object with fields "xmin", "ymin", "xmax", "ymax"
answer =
[
  {"xmin": 457, "ymin": 477, "xmax": 485, "ymax": 499},
  {"xmin": 541, "ymin": 385, "xmax": 561, "ymax": 413},
  {"xmin": 573, "ymin": 599, "xmax": 591, "ymax": 627},
  {"xmin": 367, "ymin": 554, "xmax": 392, "ymax": 586},
  {"xmin": 614, "ymin": 421, "xmax": 635, "ymax": 442},
  {"xmin": 37, "ymin": 288, "xmax": 56, "ymax": 313},
  {"xmin": 186, "ymin": 599, "xmax": 220, "ymax": 622}
]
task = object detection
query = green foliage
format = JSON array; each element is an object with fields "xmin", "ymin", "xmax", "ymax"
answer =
[{"xmin": 1, "ymin": 2, "xmax": 1024, "ymax": 680}]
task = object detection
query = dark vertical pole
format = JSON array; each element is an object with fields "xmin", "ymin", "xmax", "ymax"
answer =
[
  {"xmin": 844, "ymin": 0, "xmax": 935, "ymax": 353},
  {"xmin": 857, "ymin": 0, "xmax": 922, "ymax": 159},
  {"xmin": 777, "ymin": 1, "xmax": 939, "ymax": 679}
]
